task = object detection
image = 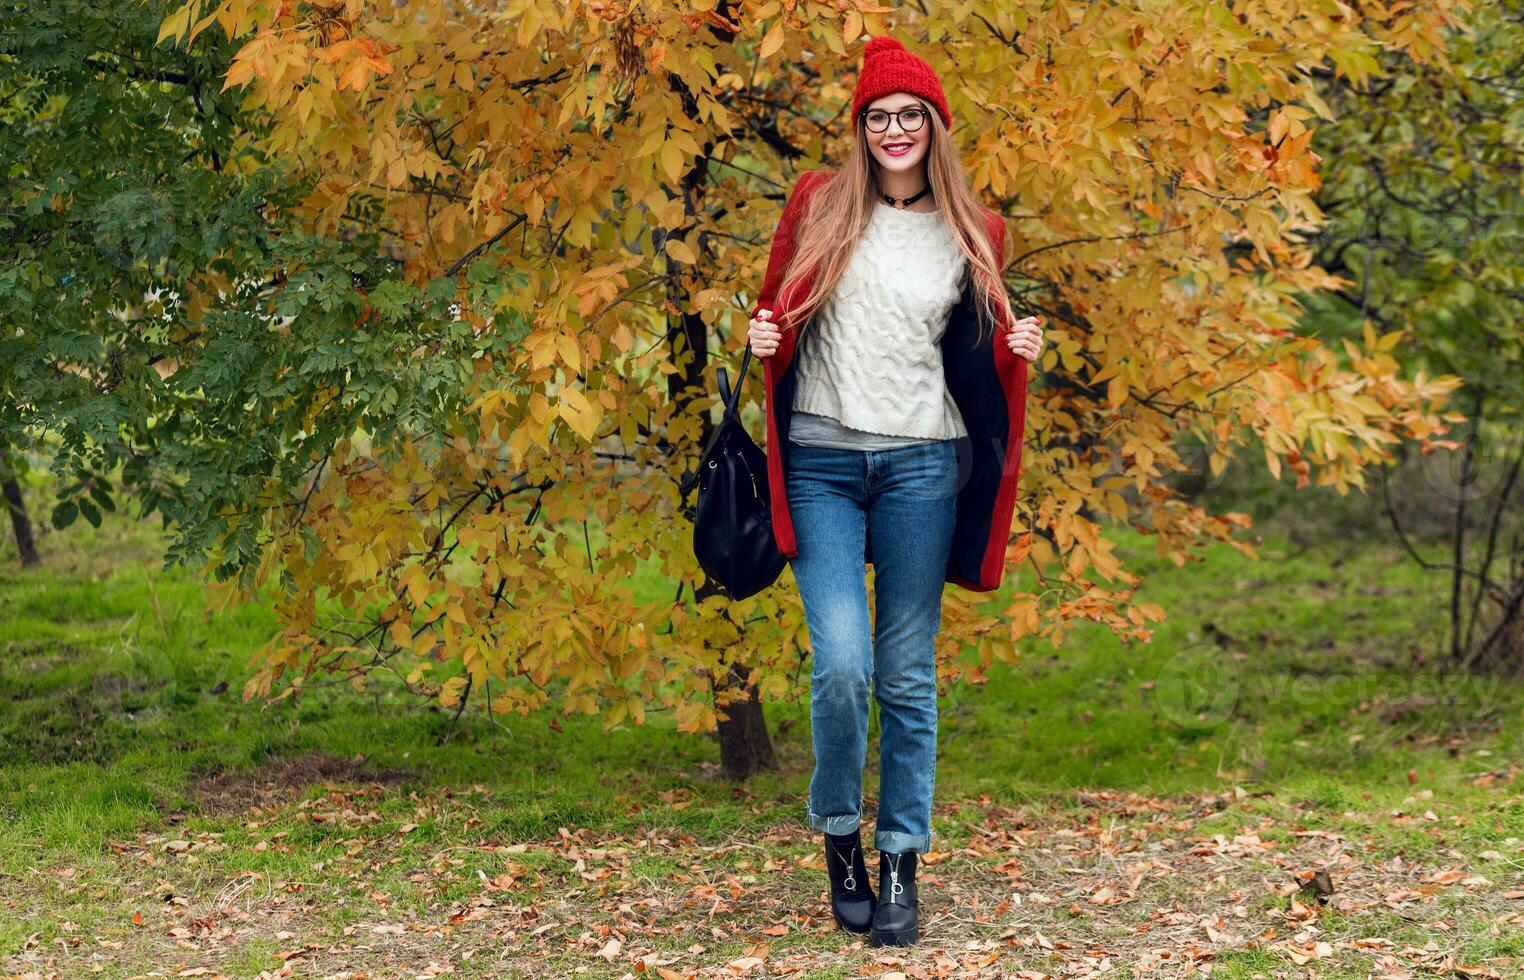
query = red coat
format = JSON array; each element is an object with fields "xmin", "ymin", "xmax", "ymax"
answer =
[{"xmin": 748, "ymin": 170, "xmax": 1030, "ymax": 593}]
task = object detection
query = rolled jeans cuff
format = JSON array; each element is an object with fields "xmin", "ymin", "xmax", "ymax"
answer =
[
  {"xmin": 873, "ymin": 830, "xmax": 931, "ymax": 854},
  {"xmin": 806, "ymin": 808, "xmax": 863, "ymax": 836}
]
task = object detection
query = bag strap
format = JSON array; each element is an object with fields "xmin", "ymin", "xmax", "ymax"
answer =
[
  {"xmin": 696, "ymin": 346, "xmax": 755, "ymax": 465},
  {"xmin": 716, "ymin": 346, "xmax": 752, "ymax": 425}
]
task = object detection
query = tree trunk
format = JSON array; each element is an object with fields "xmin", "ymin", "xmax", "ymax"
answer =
[
  {"xmin": 663, "ymin": 7, "xmax": 777, "ymax": 780},
  {"xmin": 1, "ymin": 451, "xmax": 40, "ymax": 567},
  {"xmin": 1449, "ymin": 388, "xmax": 1482, "ymax": 665},
  {"xmin": 712, "ymin": 644, "xmax": 778, "ymax": 779}
]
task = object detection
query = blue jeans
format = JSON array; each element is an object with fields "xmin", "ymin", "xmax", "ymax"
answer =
[{"xmin": 785, "ymin": 440, "xmax": 959, "ymax": 854}]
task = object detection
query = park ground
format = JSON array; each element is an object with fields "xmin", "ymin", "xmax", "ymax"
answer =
[{"xmin": 2, "ymin": 509, "xmax": 1522, "ymax": 979}]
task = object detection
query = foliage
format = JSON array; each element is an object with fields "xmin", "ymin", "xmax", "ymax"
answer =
[
  {"xmin": 1306, "ymin": 0, "xmax": 1523, "ymax": 412},
  {"xmin": 0, "ymin": 0, "xmax": 284, "ymax": 537},
  {"xmin": 1301, "ymin": 0, "xmax": 1524, "ymax": 669},
  {"xmin": 76, "ymin": 0, "xmax": 1476, "ymax": 727}
]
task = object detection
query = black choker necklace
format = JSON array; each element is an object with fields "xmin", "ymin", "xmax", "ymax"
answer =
[{"xmin": 880, "ymin": 185, "xmax": 931, "ymax": 209}]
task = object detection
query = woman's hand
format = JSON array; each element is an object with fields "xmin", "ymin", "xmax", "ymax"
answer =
[
  {"xmin": 1006, "ymin": 314, "xmax": 1045, "ymax": 363},
  {"xmin": 748, "ymin": 308, "xmax": 781, "ymax": 358}
]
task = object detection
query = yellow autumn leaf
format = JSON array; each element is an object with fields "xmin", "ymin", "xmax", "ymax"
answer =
[
  {"xmin": 842, "ymin": 9, "xmax": 862, "ymax": 46},
  {"xmin": 664, "ymin": 237, "xmax": 696, "ymax": 264},
  {"xmin": 438, "ymin": 677, "xmax": 468, "ymax": 708},
  {"xmin": 660, "ymin": 141, "xmax": 684, "ymax": 184},
  {"xmin": 759, "ymin": 20, "xmax": 785, "ymax": 59},
  {"xmin": 555, "ymin": 332, "xmax": 582, "ymax": 373},
  {"xmin": 1107, "ymin": 374, "xmax": 1129, "ymax": 408},
  {"xmin": 558, "ymin": 386, "xmax": 602, "ymax": 442}
]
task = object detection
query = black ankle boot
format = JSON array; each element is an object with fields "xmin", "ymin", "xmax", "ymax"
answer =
[
  {"xmin": 868, "ymin": 850, "xmax": 920, "ymax": 947},
  {"xmin": 823, "ymin": 830, "xmax": 875, "ymax": 933}
]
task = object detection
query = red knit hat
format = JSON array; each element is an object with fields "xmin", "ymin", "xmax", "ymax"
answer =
[{"xmin": 850, "ymin": 36, "xmax": 953, "ymax": 133}]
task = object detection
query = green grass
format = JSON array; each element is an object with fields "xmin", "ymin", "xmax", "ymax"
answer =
[{"xmin": 2, "ymin": 503, "xmax": 1522, "ymax": 976}]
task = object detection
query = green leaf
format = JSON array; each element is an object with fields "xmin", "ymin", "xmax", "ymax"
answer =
[{"xmin": 51, "ymin": 501, "xmax": 78, "ymax": 531}]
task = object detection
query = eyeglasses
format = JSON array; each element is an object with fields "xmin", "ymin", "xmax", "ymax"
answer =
[{"xmin": 862, "ymin": 106, "xmax": 928, "ymax": 134}]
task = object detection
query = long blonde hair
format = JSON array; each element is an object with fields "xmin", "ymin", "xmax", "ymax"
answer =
[{"xmin": 774, "ymin": 102, "xmax": 1012, "ymax": 348}]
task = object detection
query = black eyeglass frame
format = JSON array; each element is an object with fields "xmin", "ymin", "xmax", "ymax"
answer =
[{"xmin": 860, "ymin": 103, "xmax": 931, "ymax": 134}]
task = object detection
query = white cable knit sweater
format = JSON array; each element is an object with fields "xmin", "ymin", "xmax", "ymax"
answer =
[{"xmin": 790, "ymin": 202, "xmax": 970, "ymax": 445}]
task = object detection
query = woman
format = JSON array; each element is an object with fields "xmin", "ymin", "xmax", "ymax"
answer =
[{"xmin": 745, "ymin": 37, "xmax": 1044, "ymax": 947}]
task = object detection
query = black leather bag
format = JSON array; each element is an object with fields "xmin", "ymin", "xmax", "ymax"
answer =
[{"xmin": 691, "ymin": 348, "xmax": 788, "ymax": 600}]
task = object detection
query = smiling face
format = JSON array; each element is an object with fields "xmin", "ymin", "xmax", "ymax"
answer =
[{"xmin": 861, "ymin": 92, "xmax": 933, "ymax": 177}]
